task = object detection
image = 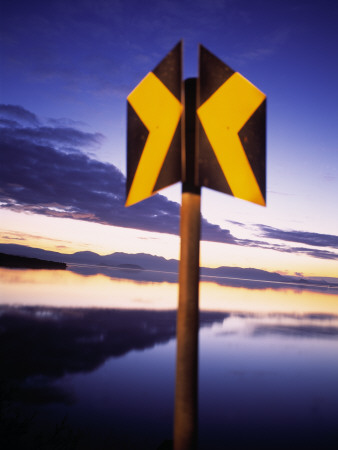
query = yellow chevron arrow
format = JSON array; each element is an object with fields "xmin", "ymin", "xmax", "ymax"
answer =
[
  {"xmin": 197, "ymin": 72, "xmax": 266, "ymax": 206},
  {"xmin": 126, "ymin": 72, "xmax": 182, "ymax": 206}
]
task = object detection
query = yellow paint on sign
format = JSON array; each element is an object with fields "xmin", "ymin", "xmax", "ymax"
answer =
[
  {"xmin": 126, "ymin": 72, "xmax": 182, "ymax": 206},
  {"xmin": 197, "ymin": 72, "xmax": 266, "ymax": 206}
]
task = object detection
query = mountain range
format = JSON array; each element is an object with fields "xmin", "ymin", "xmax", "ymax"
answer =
[{"xmin": 1, "ymin": 243, "xmax": 337, "ymax": 291}]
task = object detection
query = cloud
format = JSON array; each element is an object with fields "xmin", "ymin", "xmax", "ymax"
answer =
[
  {"xmin": 1, "ymin": 125, "xmax": 104, "ymax": 153},
  {"xmin": 267, "ymin": 245, "xmax": 338, "ymax": 261},
  {"xmin": 247, "ymin": 225, "xmax": 338, "ymax": 261},
  {"xmin": 1, "ymin": 235, "xmax": 25, "ymax": 241},
  {"xmin": 1, "ymin": 104, "xmax": 337, "ymax": 258},
  {"xmin": 220, "ymin": 220, "xmax": 338, "ymax": 261},
  {"xmin": 284, "ymin": 247, "xmax": 338, "ymax": 261},
  {"xmin": 0, "ymin": 105, "xmax": 103, "ymax": 153},
  {"xmin": 259, "ymin": 225, "xmax": 338, "ymax": 249},
  {"xmin": 47, "ymin": 117, "xmax": 87, "ymax": 128},
  {"xmin": 0, "ymin": 104, "xmax": 40, "ymax": 127},
  {"xmin": 0, "ymin": 104, "xmax": 235, "ymax": 244},
  {"xmin": 0, "ymin": 230, "xmax": 75, "ymax": 246}
]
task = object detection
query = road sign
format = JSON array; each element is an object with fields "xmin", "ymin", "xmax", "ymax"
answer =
[
  {"xmin": 197, "ymin": 45, "xmax": 266, "ymax": 206},
  {"xmin": 125, "ymin": 43, "xmax": 267, "ymax": 450},
  {"xmin": 126, "ymin": 42, "xmax": 183, "ymax": 206}
]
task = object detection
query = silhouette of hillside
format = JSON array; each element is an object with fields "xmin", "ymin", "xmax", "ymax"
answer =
[
  {"xmin": 0, "ymin": 252, "xmax": 66, "ymax": 270},
  {"xmin": 1, "ymin": 243, "xmax": 337, "ymax": 291}
]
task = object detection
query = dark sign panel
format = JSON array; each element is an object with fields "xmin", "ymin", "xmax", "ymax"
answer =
[
  {"xmin": 126, "ymin": 42, "xmax": 182, "ymax": 206},
  {"xmin": 197, "ymin": 45, "xmax": 266, "ymax": 206}
]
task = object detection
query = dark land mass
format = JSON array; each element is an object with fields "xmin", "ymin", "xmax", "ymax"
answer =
[{"xmin": 0, "ymin": 252, "xmax": 67, "ymax": 270}]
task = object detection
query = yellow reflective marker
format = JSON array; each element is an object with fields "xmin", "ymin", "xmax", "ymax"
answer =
[
  {"xmin": 126, "ymin": 72, "xmax": 182, "ymax": 206},
  {"xmin": 197, "ymin": 72, "xmax": 266, "ymax": 206}
]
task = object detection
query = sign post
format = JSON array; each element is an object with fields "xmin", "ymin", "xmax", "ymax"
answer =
[
  {"xmin": 125, "ymin": 43, "xmax": 266, "ymax": 450},
  {"xmin": 174, "ymin": 78, "xmax": 200, "ymax": 450}
]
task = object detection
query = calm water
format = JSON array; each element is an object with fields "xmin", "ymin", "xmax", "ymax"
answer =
[{"xmin": 1, "ymin": 267, "xmax": 338, "ymax": 449}]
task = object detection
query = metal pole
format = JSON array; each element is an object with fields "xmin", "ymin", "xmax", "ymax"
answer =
[{"xmin": 174, "ymin": 78, "xmax": 201, "ymax": 450}]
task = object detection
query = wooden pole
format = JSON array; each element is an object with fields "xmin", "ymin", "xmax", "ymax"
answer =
[{"xmin": 174, "ymin": 78, "xmax": 201, "ymax": 450}]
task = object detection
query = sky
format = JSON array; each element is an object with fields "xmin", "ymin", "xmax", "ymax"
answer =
[{"xmin": 1, "ymin": 0, "xmax": 338, "ymax": 278}]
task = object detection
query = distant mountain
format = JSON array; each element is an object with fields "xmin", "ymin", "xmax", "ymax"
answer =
[
  {"xmin": 0, "ymin": 243, "xmax": 69, "ymax": 263},
  {"xmin": 310, "ymin": 276, "xmax": 338, "ymax": 284},
  {"xmin": 0, "ymin": 244, "xmax": 178, "ymax": 272},
  {"xmin": 201, "ymin": 266, "xmax": 292, "ymax": 283},
  {"xmin": 1, "ymin": 243, "xmax": 337, "ymax": 291},
  {"xmin": 98, "ymin": 252, "xmax": 178, "ymax": 272}
]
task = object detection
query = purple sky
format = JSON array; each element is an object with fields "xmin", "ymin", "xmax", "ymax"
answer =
[{"xmin": 1, "ymin": 0, "xmax": 338, "ymax": 274}]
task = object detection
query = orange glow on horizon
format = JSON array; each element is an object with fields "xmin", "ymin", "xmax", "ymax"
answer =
[
  {"xmin": 1, "ymin": 209, "xmax": 338, "ymax": 279},
  {"xmin": 1, "ymin": 268, "xmax": 337, "ymax": 316}
]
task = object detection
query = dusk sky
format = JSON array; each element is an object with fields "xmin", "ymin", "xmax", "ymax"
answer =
[{"xmin": 1, "ymin": 0, "xmax": 338, "ymax": 278}]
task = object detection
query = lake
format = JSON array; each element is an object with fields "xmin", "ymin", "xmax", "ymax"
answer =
[{"xmin": 1, "ymin": 266, "xmax": 338, "ymax": 449}]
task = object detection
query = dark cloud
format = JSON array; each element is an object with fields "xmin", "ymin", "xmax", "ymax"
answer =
[
  {"xmin": 284, "ymin": 246, "xmax": 338, "ymax": 261},
  {"xmin": 224, "ymin": 222, "xmax": 338, "ymax": 261},
  {"xmin": 241, "ymin": 225, "xmax": 338, "ymax": 260},
  {"xmin": 0, "ymin": 106, "xmax": 103, "ymax": 152},
  {"xmin": 0, "ymin": 104, "xmax": 235, "ymax": 243},
  {"xmin": 1, "ymin": 104, "xmax": 337, "ymax": 256},
  {"xmin": 1, "ymin": 125, "xmax": 104, "ymax": 153},
  {"xmin": 0, "ymin": 104, "xmax": 40, "ymax": 126},
  {"xmin": 0, "ymin": 118, "xmax": 21, "ymax": 128},
  {"xmin": 259, "ymin": 225, "xmax": 338, "ymax": 249},
  {"xmin": 47, "ymin": 117, "xmax": 87, "ymax": 128},
  {"xmin": 239, "ymin": 238, "xmax": 338, "ymax": 261}
]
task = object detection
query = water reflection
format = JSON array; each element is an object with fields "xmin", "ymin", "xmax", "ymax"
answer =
[
  {"xmin": 0, "ymin": 267, "xmax": 179, "ymax": 309},
  {"xmin": 69, "ymin": 263, "xmax": 338, "ymax": 292},
  {"xmin": 199, "ymin": 314, "xmax": 338, "ymax": 449},
  {"xmin": 1, "ymin": 303, "xmax": 338, "ymax": 449},
  {"xmin": 1, "ymin": 268, "xmax": 338, "ymax": 449},
  {"xmin": 0, "ymin": 305, "xmax": 227, "ymax": 449},
  {"xmin": 1, "ymin": 267, "xmax": 338, "ymax": 315},
  {"xmin": 0, "ymin": 306, "xmax": 229, "ymax": 398}
]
